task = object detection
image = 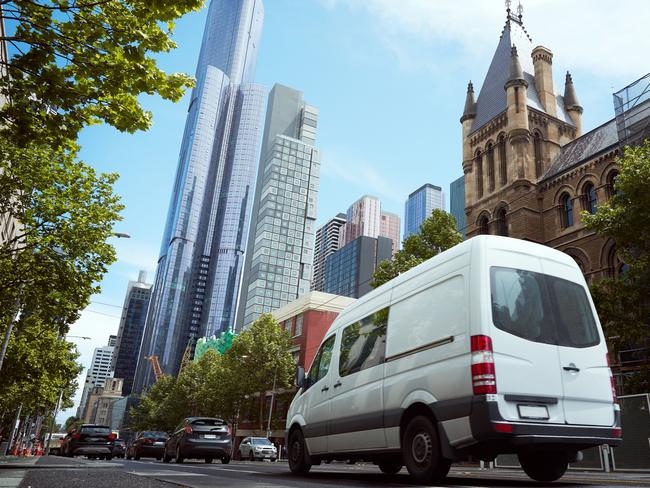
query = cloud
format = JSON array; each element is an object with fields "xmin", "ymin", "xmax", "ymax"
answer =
[
  {"xmin": 322, "ymin": 0, "xmax": 650, "ymax": 80},
  {"xmin": 114, "ymin": 239, "xmax": 158, "ymax": 274}
]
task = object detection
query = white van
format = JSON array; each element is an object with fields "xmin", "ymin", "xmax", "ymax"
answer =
[{"xmin": 285, "ymin": 236, "xmax": 621, "ymax": 484}]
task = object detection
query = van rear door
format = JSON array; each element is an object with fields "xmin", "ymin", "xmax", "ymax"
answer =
[
  {"xmin": 540, "ymin": 261, "xmax": 615, "ymax": 427},
  {"xmin": 489, "ymin": 264, "xmax": 566, "ymax": 424}
]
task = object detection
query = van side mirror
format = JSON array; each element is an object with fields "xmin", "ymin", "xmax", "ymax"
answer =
[{"xmin": 296, "ymin": 365, "xmax": 305, "ymax": 388}]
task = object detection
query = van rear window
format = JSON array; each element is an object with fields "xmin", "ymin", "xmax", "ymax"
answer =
[{"xmin": 490, "ymin": 267, "xmax": 599, "ymax": 348}]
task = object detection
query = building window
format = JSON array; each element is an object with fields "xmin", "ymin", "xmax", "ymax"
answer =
[
  {"xmin": 498, "ymin": 135, "xmax": 507, "ymax": 186},
  {"xmin": 487, "ymin": 143, "xmax": 495, "ymax": 192},
  {"xmin": 294, "ymin": 314, "xmax": 303, "ymax": 337},
  {"xmin": 607, "ymin": 170, "xmax": 620, "ymax": 199},
  {"xmin": 560, "ymin": 193, "xmax": 573, "ymax": 228},
  {"xmin": 478, "ymin": 215, "xmax": 489, "ymax": 235},
  {"xmin": 534, "ymin": 132, "xmax": 543, "ymax": 178},
  {"xmin": 475, "ymin": 151, "xmax": 483, "ymax": 199},
  {"xmin": 495, "ymin": 208, "xmax": 507, "ymax": 236},
  {"xmin": 583, "ymin": 182, "xmax": 597, "ymax": 214}
]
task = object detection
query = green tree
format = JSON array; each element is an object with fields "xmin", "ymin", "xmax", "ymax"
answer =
[
  {"xmin": 0, "ymin": 319, "xmax": 81, "ymax": 435},
  {"xmin": 129, "ymin": 375, "xmax": 179, "ymax": 433},
  {"xmin": 372, "ymin": 209, "xmax": 463, "ymax": 288},
  {"xmin": 0, "ymin": 138, "xmax": 123, "ymax": 334},
  {"xmin": 63, "ymin": 416, "xmax": 82, "ymax": 433},
  {"xmin": 0, "ymin": 0, "xmax": 203, "ymax": 148},
  {"xmin": 583, "ymin": 140, "xmax": 650, "ymax": 393}
]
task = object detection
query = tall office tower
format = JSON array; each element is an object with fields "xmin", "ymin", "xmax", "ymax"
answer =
[
  {"xmin": 343, "ymin": 195, "xmax": 381, "ymax": 245},
  {"xmin": 380, "ymin": 211, "xmax": 401, "ymax": 255},
  {"xmin": 403, "ymin": 183, "xmax": 444, "ymax": 239},
  {"xmin": 311, "ymin": 213, "xmax": 347, "ymax": 292},
  {"xmin": 77, "ymin": 337, "xmax": 115, "ymax": 419},
  {"xmin": 324, "ymin": 235, "xmax": 393, "ymax": 298},
  {"xmin": 450, "ymin": 176, "xmax": 467, "ymax": 238},
  {"xmin": 236, "ymin": 84, "xmax": 320, "ymax": 331},
  {"xmin": 133, "ymin": 0, "xmax": 266, "ymax": 391},
  {"xmin": 112, "ymin": 271, "xmax": 152, "ymax": 396}
]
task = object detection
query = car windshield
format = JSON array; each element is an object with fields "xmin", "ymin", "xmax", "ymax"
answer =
[
  {"xmin": 144, "ymin": 431, "xmax": 168, "ymax": 439},
  {"xmin": 80, "ymin": 426, "xmax": 111, "ymax": 435},
  {"xmin": 191, "ymin": 419, "xmax": 225, "ymax": 426},
  {"xmin": 490, "ymin": 267, "xmax": 600, "ymax": 348},
  {"xmin": 252, "ymin": 438, "xmax": 272, "ymax": 445}
]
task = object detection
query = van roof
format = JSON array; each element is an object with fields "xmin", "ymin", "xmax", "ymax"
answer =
[{"xmin": 332, "ymin": 235, "xmax": 576, "ymax": 328}]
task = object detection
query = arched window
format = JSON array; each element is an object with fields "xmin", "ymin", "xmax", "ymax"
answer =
[
  {"xmin": 487, "ymin": 143, "xmax": 495, "ymax": 192},
  {"xmin": 495, "ymin": 208, "xmax": 508, "ymax": 236},
  {"xmin": 534, "ymin": 132, "xmax": 543, "ymax": 178},
  {"xmin": 607, "ymin": 170, "xmax": 620, "ymax": 199},
  {"xmin": 583, "ymin": 182, "xmax": 597, "ymax": 214},
  {"xmin": 498, "ymin": 135, "xmax": 507, "ymax": 186},
  {"xmin": 478, "ymin": 215, "xmax": 489, "ymax": 235},
  {"xmin": 475, "ymin": 151, "xmax": 483, "ymax": 199},
  {"xmin": 560, "ymin": 193, "xmax": 573, "ymax": 228}
]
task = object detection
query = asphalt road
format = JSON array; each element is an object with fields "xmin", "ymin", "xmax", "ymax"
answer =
[{"xmin": 7, "ymin": 457, "xmax": 650, "ymax": 488}]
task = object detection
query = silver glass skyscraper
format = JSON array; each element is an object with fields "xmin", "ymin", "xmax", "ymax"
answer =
[
  {"xmin": 236, "ymin": 84, "xmax": 320, "ymax": 331},
  {"xmin": 133, "ymin": 0, "xmax": 266, "ymax": 392}
]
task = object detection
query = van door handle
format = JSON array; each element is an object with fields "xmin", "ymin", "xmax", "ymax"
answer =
[
  {"xmin": 321, "ymin": 386, "xmax": 329, "ymax": 392},
  {"xmin": 333, "ymin": 381, "xmax": 342, "ymax": 388},
  {"xmin": 563, "ymin": 365, "xmax": 580, "ymax": 372}
]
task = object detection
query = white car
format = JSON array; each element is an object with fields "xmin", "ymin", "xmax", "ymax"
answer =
[
  {"xmin": 286, "ymin": 235, "xmax": 621, "ymax": 484},
  {"xmin": 239, "ymin": 437, "xmax": 277, "ymax": 461}
]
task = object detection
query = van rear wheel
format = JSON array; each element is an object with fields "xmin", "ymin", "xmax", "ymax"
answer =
[
  {"xmin": 288, "ymin": 429, "xmax": 311, "ymax": 475},
  {"xmin": 519, "ymin": 451, "xmax": 568, "ymax": 482},
  {"xmin": 402, "ymin": 415, "xmax": 451, "ymax": 484}
]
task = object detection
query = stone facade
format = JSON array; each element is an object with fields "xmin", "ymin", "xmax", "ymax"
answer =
[{"xmin": 461, "ymin": 11, "xmax": 627, "ymax": 283}]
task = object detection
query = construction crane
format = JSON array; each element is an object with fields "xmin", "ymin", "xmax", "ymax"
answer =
[
  {"xmin": 179, "ymin": 337, "xmax": 196, "ymax": 374},
  {"xmin": 145, "ymin": 355, "xmax": 163, "ymax": 381}
]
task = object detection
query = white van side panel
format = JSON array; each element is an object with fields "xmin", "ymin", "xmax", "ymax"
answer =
[{"xmin": 383, "ymin": 252, "xmax": 472, "ymax": 449}]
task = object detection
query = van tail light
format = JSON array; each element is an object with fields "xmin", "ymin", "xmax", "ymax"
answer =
[
  {"xmin": 107, "ymin": 433, "xmax": 117, "ymax": 441},
  {"xmin": 71, "ymin": 433, "xmax": 81, "ymax": 440},
  {"xmin": 184, "ymin": 425, "xmax": 193, "ymax": 434},
  {"xmin": 606, "ymin": 354, "xmax": 619, "ymax": 404},
  {"xmin": 471, "ymin": 335, "xmax": 497, "ymax": 395}
]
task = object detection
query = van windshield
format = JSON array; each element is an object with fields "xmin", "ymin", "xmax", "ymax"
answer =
[{"xmin": 490, "ymin": 267, "xmax": 600, "ymax": 348}]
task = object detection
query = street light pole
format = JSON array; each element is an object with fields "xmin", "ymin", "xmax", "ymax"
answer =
[{"xmin": 266, "ymin": 368, "xmax": 277, "ymax": 438}]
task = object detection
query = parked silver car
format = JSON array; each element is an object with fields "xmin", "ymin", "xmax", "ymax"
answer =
[{"xmin": 239, "ymin": 437, "xmax": 277, "ymax": 461}]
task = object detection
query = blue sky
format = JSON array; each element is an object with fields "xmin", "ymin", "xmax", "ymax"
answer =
[{"xmin": 58, "ymin": 0, "xmax": 650, "ymax": 421}]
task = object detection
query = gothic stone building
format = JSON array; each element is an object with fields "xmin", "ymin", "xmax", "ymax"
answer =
[{"xmin": 461, "ymin": 12, "xmax": 623, "ymax": 282}]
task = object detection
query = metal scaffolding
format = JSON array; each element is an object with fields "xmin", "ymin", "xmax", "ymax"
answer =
[{"xmin": 613, "ymin": 73, "xmax": 650, "ymax": 147}]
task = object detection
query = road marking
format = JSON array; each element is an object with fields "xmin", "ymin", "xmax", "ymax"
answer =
[
  {"xmin": 131, "ymin": 471, "xmax": 208, "ymax": 477},
  {"xmin": 0, "ymin": 471, "xmax": 26, "ymax": 488}
]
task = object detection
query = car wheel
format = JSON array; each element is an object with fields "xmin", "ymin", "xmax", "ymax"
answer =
[
  {"xmin": 175, "ymin": 445, "xmax": 184, "ymax": 464},
  {"xmin": 156, "ymin": 457, "xmax": 162, "ymax": 461},
  {"xmin": 134, "ymin": 454, "xmax": 140, "ymax": 460},
  {"xmin": 271, "ymin": 458, "xmax": 277, "ymax": 462},
  {"xmin": 162, "ymin": 451, "xmax": 172, "ymax": 463},
  {"xmin": 519, "ymin": 451, "xmax": 568, "ymax": 482},
  {"xmin": 106, "ymin": 456, "xmax": 113, "ymax": 461},
  {"xmin": 205, "ymin": 458, "xmax": 213, "ymax": 464},
  {"xmin": 402, "ymin": 415, "xmax": 451, "ymax": 484},
  {"xmin": 221, "ymin": 456, "xmax": 230, "ymax": 465},
  {"xmin": 288, "ymin": 428, "xmax": 311, "ymax": 475},
  {"xmin": 249, "ymin": 451, "xmax": 255, "ymax": 462},
  {"xmin": 126, "ymin": 455, "xmax": 132, "ymax": 460},
  {"xmin": 378, "ymin": 460, "xmax": 403, "ymax": 475}
]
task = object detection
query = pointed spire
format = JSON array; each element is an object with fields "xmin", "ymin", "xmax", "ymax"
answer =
[
  {"xmin": 564, "ymin": 71, "xmax": 582, "ymax": 112},
  {"xmin": 461, "ymin": 81, "xmax": 477, "ymax": 122},
  {"xmin": 505, "ymin": 45, "xmax": 527, "ymax": 88}
]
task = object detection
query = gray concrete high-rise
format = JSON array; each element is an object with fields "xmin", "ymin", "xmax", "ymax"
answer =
[
  {"xmin": 77, "ymin": 337, "xmax": 115, "ymax": 420},
  {"xmin": 311, "ymin": 213, "xmax": 346, "ymax": 293},
  {"xmin": 134, "ymin": 0, "xmax": 266, "ymax": 392},
  {"xmin": 236, "ymin": 84, "xmax": 320, "ymax": 331}
]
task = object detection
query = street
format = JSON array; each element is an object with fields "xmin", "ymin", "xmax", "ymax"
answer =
[{"xmin": 3, "ymin": 456, "xmax": 650, "ymax": 488}]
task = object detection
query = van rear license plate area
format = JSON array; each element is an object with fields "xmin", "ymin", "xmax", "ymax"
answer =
[{"xmin": 517, "ymin": 405, "xmax": 549, "ymax": 420}]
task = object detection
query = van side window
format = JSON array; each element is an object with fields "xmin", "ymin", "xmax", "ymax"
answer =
[
  {"xmin": 307, "ymin": 335, "xmax": 336, "ymax": 387},
  {"xmin": 339, "ymin": 308, "xmax": 389, "ymax": 377}
]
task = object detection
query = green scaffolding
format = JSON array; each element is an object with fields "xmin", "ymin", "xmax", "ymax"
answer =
[{"xmin": 193, "ymin": 330, "xmax": 237, "ymax": 360}]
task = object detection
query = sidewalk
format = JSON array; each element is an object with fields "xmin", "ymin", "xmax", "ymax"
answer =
[
  {"xmin": 0, "ymin": 455, "xmax": 89, "ymax": 469},
  {"xmin": 451, "ymin": 466, "xmax": 650, "ymax": 485}
]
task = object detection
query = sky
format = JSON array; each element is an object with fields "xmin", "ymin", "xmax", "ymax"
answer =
[{"xmin": 57, "ymin": 0, "xmax": 650, "ymax": 423}]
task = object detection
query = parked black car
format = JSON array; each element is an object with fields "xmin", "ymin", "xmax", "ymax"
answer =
[
  {"xmin": 62, "ymin": 424, "xmax": 115, "ymax": 459},
  {"xmin": 163, "ymin": 417, "xmax": 231, "ymax": 464},
  {"xmin": 112, "ymin": 439, "xmax": 126, "ymax": 459},
  {"xmin": 126, "ymin": 432, "xmax": 169, "ymax": 460}
]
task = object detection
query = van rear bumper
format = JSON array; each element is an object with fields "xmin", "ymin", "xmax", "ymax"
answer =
[{"xmin": 467, "ymin": 396, "xmax": 622, "ymax": 450}]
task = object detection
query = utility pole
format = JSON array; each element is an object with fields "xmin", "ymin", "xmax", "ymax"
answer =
[{"xmin": 266, "ymin": 368, "xmax": 277, "ymax": 438}]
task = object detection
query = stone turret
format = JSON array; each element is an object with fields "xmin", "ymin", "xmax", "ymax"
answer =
[
  {"xmin": 532, "ymin": 46, "xmax": 556, "ymax": 117},
  {"xmin": 564, "ymin": 71, "xmax": 583, "ymax": 136},
  {"xmin": 461, "ymin": 81, "xmax": 477, "ymax": 206},
  {"xmin": 504, "ymin": 46, "xmax": 531, "ymax": 180}
]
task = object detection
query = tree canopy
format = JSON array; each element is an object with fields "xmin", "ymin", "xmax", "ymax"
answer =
[
  {"xmin": 583, "ymin": 140, "xmax": 650, "ymax": 393},
  {"xmin": 130, "ymin": 314, "xmax": 295, "ymax": 433},
  {"xmin": 372, "ymin": 209, "xmax": 463, "ymax": 288},
  {"xmin": 0, "ymin": 0, "xmax": 204, "ymax": 147}
]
